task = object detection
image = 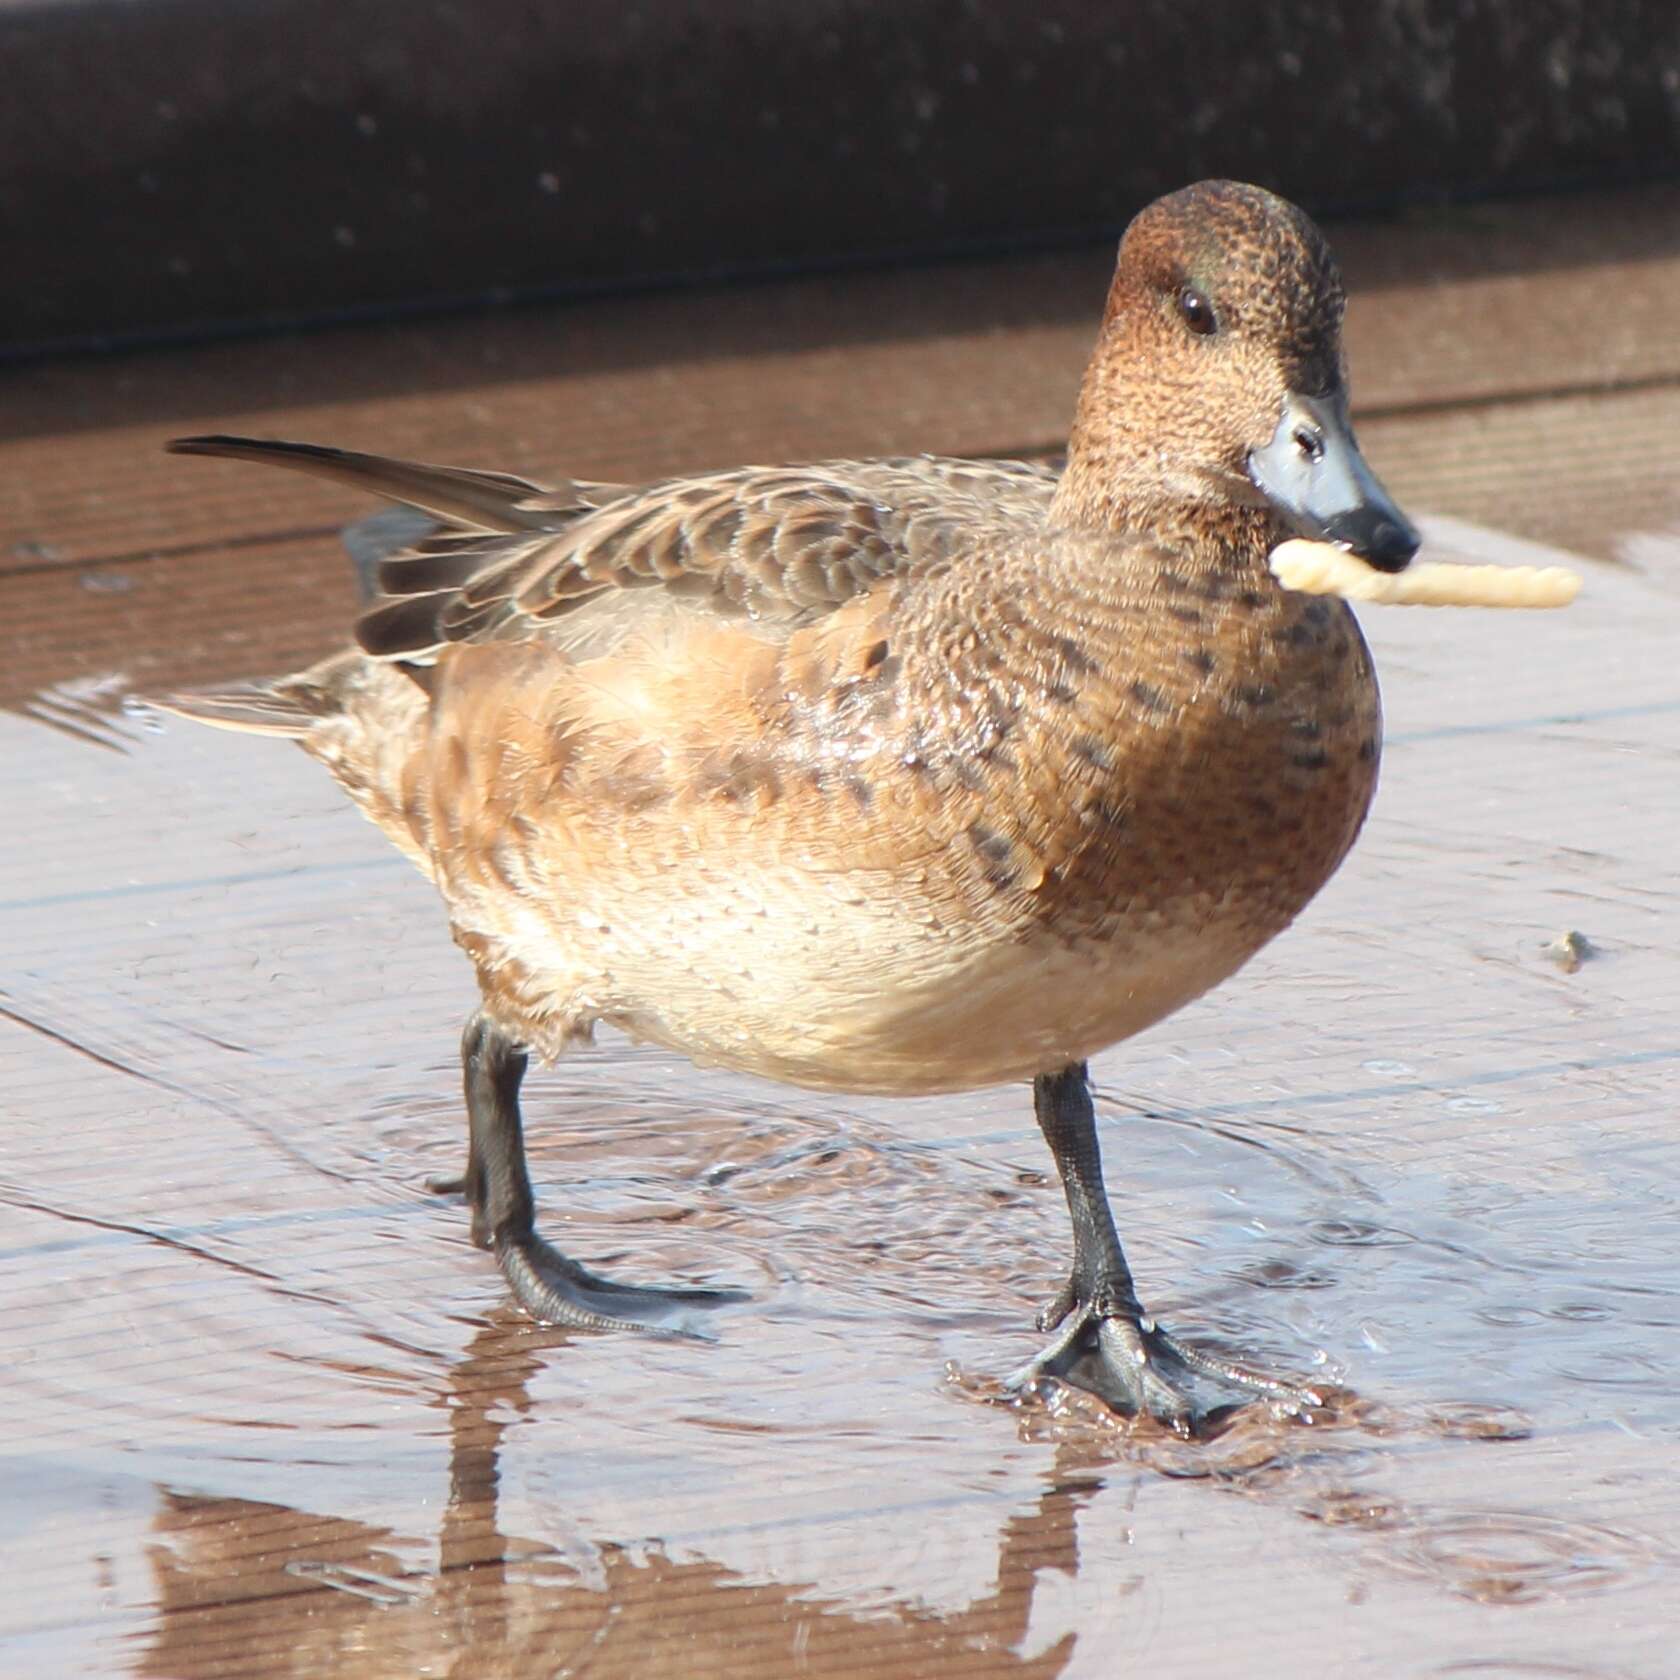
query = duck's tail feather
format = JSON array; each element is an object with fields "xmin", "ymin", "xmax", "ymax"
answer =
[
  {"xmin": 147, "ymin": 681, "xmax": 319, "ymax": 737},
  {"xmin": 166, "ymin": 434, "xmax": 555, "ymax": 533},
  {"xmin": 146, "ymin": 649, "xmax": 366, "ymax": 737}
]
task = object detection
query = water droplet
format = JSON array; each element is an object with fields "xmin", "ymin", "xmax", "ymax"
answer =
[{"xmin": 1447, "ymin": 1096, "xmax": 1502, "ymax": 1115}]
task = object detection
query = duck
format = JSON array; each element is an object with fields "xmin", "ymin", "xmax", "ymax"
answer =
[{"xmin": 160, "ymin": 180, "xmax": 1419, "ymax": 1434}]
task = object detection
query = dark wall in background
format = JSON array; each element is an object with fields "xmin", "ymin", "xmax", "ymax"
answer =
[{"xmin": 5, "ymin": 0, "xmax": 1679, "ymax": 356}]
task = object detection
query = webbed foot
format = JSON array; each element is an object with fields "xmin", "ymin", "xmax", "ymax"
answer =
[
  {"xmin": 1006, "ymin": 1289, "xmax": 1321, "ymax": 1435},
  {"xmin": 495, "ymin": 1232, "xmax": 747, "ymax": 1335},
  {"xmin": 1018, "ymin": 1063, "xmax": 1321, "ymax": 1435},
  {"xmin": 439, "ymin": 1011, "xmax": 747, "ymax": 1337}
]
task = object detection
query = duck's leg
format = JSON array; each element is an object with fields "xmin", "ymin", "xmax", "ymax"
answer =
[
  {"xmin": 428, "ymin": 1011, "xmax": 747, "ymax": 1334},
  {"xmin": 1006, "ymin": 1061, "xmax": 1320, "ymax": 1433}
]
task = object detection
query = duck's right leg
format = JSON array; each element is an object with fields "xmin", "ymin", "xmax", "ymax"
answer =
[
  {"xmin": 1005, "ymin": 1061, "xmax": 1323, "ymax": 1434},
  {"xmin": 429, "ymin": 1011, "xmax": 747, "ymax": 1334}
]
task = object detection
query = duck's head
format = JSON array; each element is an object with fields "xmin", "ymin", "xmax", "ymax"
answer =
[{"xmin": 1059, "ymin": 179, "xmax": 1419, "ymax": 573}]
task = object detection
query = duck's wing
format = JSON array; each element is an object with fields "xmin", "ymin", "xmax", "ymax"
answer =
[{"xmin": 167, "ymin": 436, "xmax": 1057, "ymax": 668}]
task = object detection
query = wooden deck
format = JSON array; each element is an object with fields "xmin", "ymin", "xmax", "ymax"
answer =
[{"xmin": 3, "ymin": 184, "xmax": 1679, "ymax": 1679}]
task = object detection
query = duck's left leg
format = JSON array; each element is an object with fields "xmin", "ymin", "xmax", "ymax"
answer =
[
  {"xmin": 429, "ymin": 1010, "xmax": 748, "ymax": 1335},
  {"xmin": 1006, "ymin": 1061, "xmax": 1321, "ymax": 1434}
]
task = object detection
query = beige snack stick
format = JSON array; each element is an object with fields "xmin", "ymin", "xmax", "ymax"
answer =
[{"xmin": 1270, "ymin": 538, "xmax": 1580, "ymax": 608}]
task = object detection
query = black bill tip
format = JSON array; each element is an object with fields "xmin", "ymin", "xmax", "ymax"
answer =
[{"xmin": 1321, "ymin": 506, "xmax": 1420, "ymax": 573}]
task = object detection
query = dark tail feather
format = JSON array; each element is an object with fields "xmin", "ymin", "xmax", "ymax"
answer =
[{"xmin": 167, "ymin": 434, "xmax": 555, "ymax": 533}]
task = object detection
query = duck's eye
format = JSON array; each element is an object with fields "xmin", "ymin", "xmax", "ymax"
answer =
[{"xmin": 1176, "ymin": 287, "xmax": 1218, "ymax": 336}]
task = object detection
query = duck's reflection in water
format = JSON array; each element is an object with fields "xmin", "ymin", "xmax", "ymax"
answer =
[{"xmin": 137, "ymin": 1318, "xmax": 1105, "ymax": 1679}]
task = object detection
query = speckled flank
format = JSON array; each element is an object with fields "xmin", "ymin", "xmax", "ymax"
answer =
[{"xmin": 161, "ymin": 180, "xmax": 1388, "ymax": 1099}]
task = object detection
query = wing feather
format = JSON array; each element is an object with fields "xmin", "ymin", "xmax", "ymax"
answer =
[{"xmin": 166, "ymin": 434, "xmax": 1058, "ymax": 667}]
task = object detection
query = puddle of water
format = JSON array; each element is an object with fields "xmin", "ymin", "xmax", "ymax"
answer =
[{"xmin": 3, "ymin": 531, "xmax": 1678, "ymax": 1678}]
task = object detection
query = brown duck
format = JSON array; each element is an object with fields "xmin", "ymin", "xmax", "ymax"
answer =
[{"xmin": 162, "ymin": 180, "xmax": 1418, "ymax": 1432}]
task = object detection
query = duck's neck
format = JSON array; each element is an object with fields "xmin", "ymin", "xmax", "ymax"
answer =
[
  {"xmin": 1051, "ymin": 447, "xmax": 1280, "ymax": 574},
  {"xmin": 1048, "ymin": 359, "xmax": 1278, "ymax": 567}
]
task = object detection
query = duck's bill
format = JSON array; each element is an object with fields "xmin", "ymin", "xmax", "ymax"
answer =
[{"xmin": 1247, "ymin": 391, "xmax": 1419, "ymax": 573}]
